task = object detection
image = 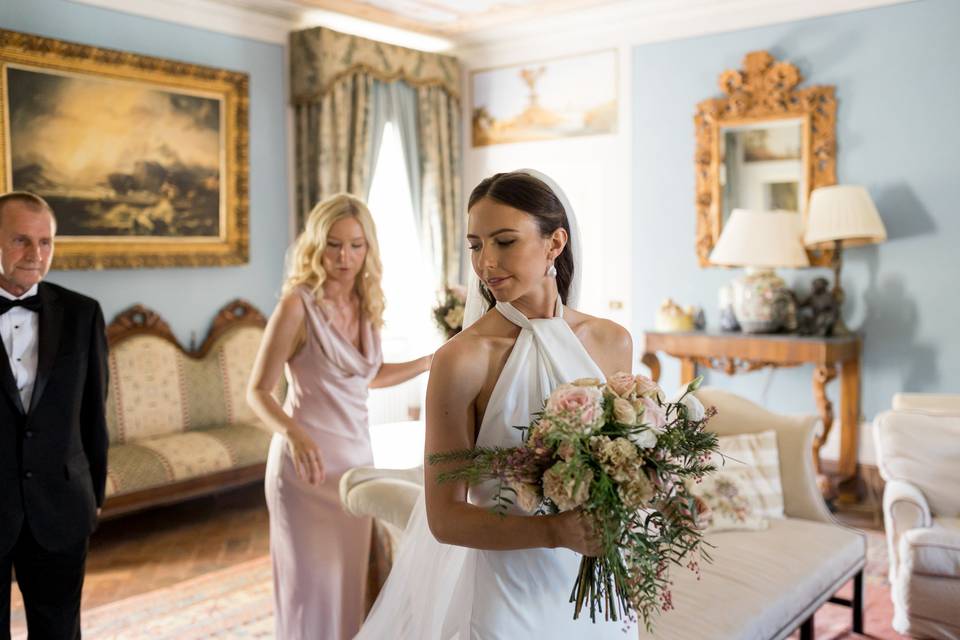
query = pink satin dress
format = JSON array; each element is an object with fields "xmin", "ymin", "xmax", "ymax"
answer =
[{"xmin": 265, "ymin": 285, "xmax": 382, "ymax": 640}]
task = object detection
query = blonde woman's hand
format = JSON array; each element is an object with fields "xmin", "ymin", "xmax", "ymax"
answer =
[
  {"xmin": 552, "ymin": 508, "xmax": 603, "ymax": 557},
  {"xmin": 286, "ymin": 425, "xmax": 325, "ymax": 485}
]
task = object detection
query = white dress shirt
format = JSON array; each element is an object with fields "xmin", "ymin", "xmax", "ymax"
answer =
[{"xmin": 0, "ymin": 283, "xmax": 39, "ymax": 409}]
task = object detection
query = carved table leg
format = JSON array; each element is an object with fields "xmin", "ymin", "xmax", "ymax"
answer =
[
  {"xmin": 812, "ymin": 364, "xmax": 838, "ymax": 500},
  {"xmin": 680, "ymin": 358, "xmax": 697, "ymax": 386},
  {"xmin": 837, "ymin": 357, "xmax": 862, "ymax": 504},
  {"xmin": 641, "ymin": 352, "xmax": 661, "ymax": 383}
]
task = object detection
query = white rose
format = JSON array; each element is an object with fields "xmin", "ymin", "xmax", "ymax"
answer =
[
  {"xmin": 673, "ymin": 393, "xmax": 706, "ymax": 421},
  {"xmin": 628, "ymin": 428, "xmax": 658, "ymax": 449}
]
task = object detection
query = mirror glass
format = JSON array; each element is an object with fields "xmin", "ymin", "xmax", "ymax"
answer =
[{"xmin": 719, "ymin": 118, "xmax": 805, "ymax": 224}]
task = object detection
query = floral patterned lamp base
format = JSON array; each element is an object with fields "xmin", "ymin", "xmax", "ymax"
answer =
[{"xmin": 732, "ymin": 268, "xmax": 795, "ymax": 334}]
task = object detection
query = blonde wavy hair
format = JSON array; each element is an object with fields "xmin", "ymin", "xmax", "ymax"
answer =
[{"xmin": 283, "ymin": 193, "xmax": 385, "ymax": 329}]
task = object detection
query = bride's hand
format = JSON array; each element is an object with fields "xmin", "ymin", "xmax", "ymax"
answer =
[
  {"xmin": 286, "ymin": 425, "xmax": 325, "ymax": 485},
  {"xmin": 552, "ymin": 509, "xmax": 603, "ymax": 557}
]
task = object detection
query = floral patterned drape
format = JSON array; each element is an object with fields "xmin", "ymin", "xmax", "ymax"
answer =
[{"xmin": 290, "ymin": 27, "xmax": 463, "ymax": 285}]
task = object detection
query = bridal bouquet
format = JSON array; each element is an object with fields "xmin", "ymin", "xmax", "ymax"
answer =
[
  {"xmin": 432, "ymin": 284, "xmax": 467, "ymax": 339},
  {"xmin": 429, "ymin": 374, "xmax": 719, "ymax": 629}
]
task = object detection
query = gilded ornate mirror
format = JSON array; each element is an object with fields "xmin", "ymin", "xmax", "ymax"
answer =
[{"xmin": 695, "ymin": 51, "xmax": 836, "ymax": 267}]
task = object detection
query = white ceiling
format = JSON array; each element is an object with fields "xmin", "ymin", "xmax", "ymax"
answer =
[
  {"xmin": 71, "ymin": 0, "xmax": 917, "ymax": 53},
  {"xmin": 221, "ymin": 0, "xmax": 624, "ymax": 35}
]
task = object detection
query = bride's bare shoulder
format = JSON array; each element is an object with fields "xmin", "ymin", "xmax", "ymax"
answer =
[
  {"xmin": 431, "ymin": 310, "xmax": 515, "ymax": 388},
  {"xmin": 565, "ymin": 308, "xmax": 633, "ymax": 375}
]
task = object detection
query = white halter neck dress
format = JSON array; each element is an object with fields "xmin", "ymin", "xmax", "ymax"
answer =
[{"xmin": 355, "ymin": 300, "xmax": 632, "ymax": 639}]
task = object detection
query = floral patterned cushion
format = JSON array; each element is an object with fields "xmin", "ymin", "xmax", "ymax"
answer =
[
  {"xmin": 106, "ymin": 326, "xmax": 266, "ymax": 445},
  {"xmin": 105, "ymin": 424, "xmax": 272, "ymax": 498},
  {"xmin": 689, "ymin": 430, "xmax": 784, "ymax": 532}
]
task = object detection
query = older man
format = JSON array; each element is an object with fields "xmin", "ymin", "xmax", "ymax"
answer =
[{"xmin": 0, "ymin": 192, "xmax": 108, "ymax": 639}]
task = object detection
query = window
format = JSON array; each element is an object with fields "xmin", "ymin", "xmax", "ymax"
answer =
[{"xmin": 366, "ymin": 122, "xmax": 438, "ymax": 458}]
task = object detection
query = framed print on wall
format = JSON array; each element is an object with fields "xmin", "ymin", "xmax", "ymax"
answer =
[
  {"xmin": 471, "ymin": 49, "xmax": 617, "ymax": 147},
  {"xmin": 0, "ymin": 29, "xmax": 249, "ymax": 269}
]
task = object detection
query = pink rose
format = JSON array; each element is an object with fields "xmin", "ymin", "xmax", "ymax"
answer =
[
  {"xmin": 635, "ymin": 375, "xmax": 663, "ymax": 399},
  {"xmin": 606, "ymin": 371, "xmax": 637, "ymax": 398},
  {"xmin": 546, "ymin": 385, "xmax": 604, "ymax": 433},
  {"xmin": 637, "ymin": 396, "xmax": 667, "ymax": 432}
]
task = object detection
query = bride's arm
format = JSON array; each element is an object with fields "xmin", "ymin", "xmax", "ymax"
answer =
[{"xmin": 423, "ymin": 338, "xmax": 597, "ymax": 554}]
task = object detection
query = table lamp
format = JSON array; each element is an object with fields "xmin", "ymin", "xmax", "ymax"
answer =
[
  {"xmin": 804, "ymin": 185, "xmax": 887, "ymax": 335},
  {"xmin": 710, "ymin": 209, "xmax": 809, "ymax": 333}
]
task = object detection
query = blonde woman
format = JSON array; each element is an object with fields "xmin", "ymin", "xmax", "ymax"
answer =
[{"xmin": 247, "ymin": 193, "xmax": 432, "ymax": 640}]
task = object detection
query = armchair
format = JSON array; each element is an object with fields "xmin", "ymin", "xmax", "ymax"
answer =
[{"xmin": 874, "ymin": 394, "xmax": 960, "ymax": 639}]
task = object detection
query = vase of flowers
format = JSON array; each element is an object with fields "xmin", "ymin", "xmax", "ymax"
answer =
[{"xmin": 433, "ymin": 284, "xmax": 467, "ymax": 339}]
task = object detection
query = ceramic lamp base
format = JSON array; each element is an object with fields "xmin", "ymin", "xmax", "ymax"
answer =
[{"xmin": 732, "ymin": 267, "xmax": 794, "ymax": 334}]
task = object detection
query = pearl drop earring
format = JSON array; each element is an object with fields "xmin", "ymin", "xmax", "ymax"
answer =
[{"xmin": 546, "ymin": 262, "xmax": 557, "ymax": 278}]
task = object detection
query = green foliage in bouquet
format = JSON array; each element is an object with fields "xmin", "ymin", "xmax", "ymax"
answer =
[{"xmin": 428, "ymin": 373, "xmax": 719, "ymax": 631}]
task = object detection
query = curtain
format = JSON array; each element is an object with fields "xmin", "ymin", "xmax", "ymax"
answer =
[
  {"xmin": 417, "ymin": 85, "xmax": 463, "ymax": 288},
  {"xmin": 290, "ymin": 26, "xmax": 463, "ymax": 287},
  {"xmin": 293, "ymin": 74, "xmax": 374, "ymax": 228}
]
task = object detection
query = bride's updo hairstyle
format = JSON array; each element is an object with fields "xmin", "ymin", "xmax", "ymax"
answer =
[{"xmin": 468, "ymin": 171, "xmax": 574, "ymax": 309}]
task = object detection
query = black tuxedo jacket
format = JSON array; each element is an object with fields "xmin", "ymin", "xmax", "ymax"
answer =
[{"xmin": 0, "ymin": 281, "xmax": 109, "ymax": 555}]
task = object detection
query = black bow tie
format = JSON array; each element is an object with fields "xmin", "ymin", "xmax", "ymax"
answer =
[{"xmin": 0, "ymin": 295, "xmax": 42, "ymax": 315}]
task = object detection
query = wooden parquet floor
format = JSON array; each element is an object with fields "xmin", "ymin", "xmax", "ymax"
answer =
[{"xmin": 11, "ymin": 483, "xmax": 270, "ymax": 612}]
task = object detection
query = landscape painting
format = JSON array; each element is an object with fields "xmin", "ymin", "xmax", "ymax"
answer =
[
  {"xmin": 471, "ymin": 50, "xmax": 617, "ymax": 147},
  {"xmin": 1, "ymin": 28, "xmax": 248, "ymax": 268},
  {"xmin": 7, "ymin": 66, "xmax": 223, "ymax": 239}
]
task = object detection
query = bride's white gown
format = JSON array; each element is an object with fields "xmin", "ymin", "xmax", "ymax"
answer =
[{"xmin": 356, "ymin": 300, "xmax": 632, "ymax": 639}]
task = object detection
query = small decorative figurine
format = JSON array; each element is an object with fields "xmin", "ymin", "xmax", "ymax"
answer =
[{"xmin": 796, "ymin": 277, "xmax": 839, "ymax": 336}]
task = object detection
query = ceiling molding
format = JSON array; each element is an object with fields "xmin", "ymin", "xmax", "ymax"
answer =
[
  {"xmin": 67, "ymin": 0, "xmax": 915, "ymax": 57},
  {"xmin": 453, "ymin": 0, "xmax": 917, "ymax": 63}
]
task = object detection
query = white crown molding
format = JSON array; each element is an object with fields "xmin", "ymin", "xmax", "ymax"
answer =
[{"xmin": 66, "ymin": 0, "xmax": 454, "ymax": 49}]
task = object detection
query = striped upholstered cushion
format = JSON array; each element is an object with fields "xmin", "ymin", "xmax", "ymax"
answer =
[
  {"xmin": 106, "ymin": 326, "xmax": 267, "ymax": 444},
  {"xmin": 105, "ymin": 423, "xmax": 272, "ymax": 498}
]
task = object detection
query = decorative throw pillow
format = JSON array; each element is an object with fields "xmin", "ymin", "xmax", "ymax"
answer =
[{"xmin": 689, "ymin": 430, "xmax": 784, "ymax": 533}]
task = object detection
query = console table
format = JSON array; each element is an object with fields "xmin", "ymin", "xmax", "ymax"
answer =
[{"xmin": 640, "ymin": 331, "xmax": 862, "ymax": 501}]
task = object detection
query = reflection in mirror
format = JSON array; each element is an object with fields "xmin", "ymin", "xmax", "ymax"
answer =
[{"xmin": 720, "ymin": 119, "xmax": 805, "ymax": 224}]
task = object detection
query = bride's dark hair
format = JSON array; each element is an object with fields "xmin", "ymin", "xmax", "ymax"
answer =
[{"xmin": 468, "ymin": 171, "xmax": 574, "ymax": 310}]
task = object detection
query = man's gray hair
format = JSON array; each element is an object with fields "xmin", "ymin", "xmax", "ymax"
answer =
[{"xmin": 0, "ymin": 191, "xmax": 57, "ymax": 227}]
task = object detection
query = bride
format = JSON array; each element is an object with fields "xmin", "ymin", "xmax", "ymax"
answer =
[{"xmin": 356, "ymin": 170, "xmax": 635, "ymax": 638}]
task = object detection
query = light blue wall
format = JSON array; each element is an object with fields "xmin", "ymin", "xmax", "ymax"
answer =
[
  {"xmin": 632, "ymin": 0, "xmax": 960, "ymax": 420},
  {"xmin": 1, "ymin": 0, "xmax": 290, "ymax": 345}
]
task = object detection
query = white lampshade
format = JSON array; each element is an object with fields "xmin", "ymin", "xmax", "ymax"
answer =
[
  {"xmin": 709, "ymin": 209, "xmax": 810, "ymax": 268},
  {"xmin": 804, "ymin": 185, "xmax": 887, "ymax": 248}
]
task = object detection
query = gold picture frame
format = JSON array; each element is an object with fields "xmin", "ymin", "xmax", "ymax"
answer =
[
  {"xmin": 0, "ymin": 29, "xmax": 249, "ymax": 269},
  {"xmin": 694, "ymin": 50, "xmax": 836, "ymax": 267}
]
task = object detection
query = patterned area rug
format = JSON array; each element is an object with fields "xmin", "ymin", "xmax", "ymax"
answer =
[
  {"xmin": 10, "ymin": 531, "xmax": 898, "ymax": 639},
  {"xmin": 11, "ymin": 557, "xmax": 274, "ymax": 640}
]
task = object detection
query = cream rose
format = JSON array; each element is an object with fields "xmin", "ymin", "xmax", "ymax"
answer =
[
  {"xmin": 635, "ymin": 375, "xmax": 663, "ymax": 399},
  {"xmin": 444, "ymin": 306, "xmax": 464, "ymax": 329},
  {"xmin": 612, "ymin": 397, "xmax": 638, "ymax": 425},
  {"xmin": 606, "ymin": 371, "xmax": 637, "ymax": 398}
]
